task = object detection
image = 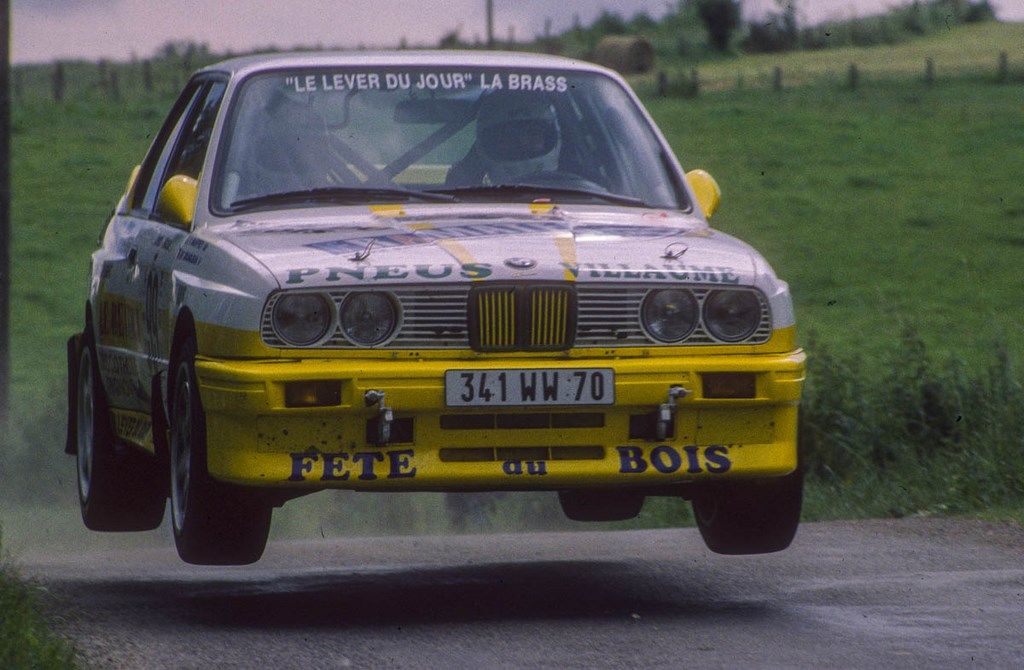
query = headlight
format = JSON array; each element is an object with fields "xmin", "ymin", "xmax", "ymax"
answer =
[
  {"xmin": 641, "ymin": 289, "xmax": 699, "ymax": 342},
  {"xmin": 340, "ymin": 292, "xmax": 398, "ymax": 346},
  {"xmin": 703, "ymin": 290, "xmax": 761, "ymax": 342},
  {"xmin": 272, "ymin": 293, "xmax": 332, "ymax": 346}
]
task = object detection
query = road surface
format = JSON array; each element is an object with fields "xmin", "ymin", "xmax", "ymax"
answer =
[{"xmin": 19, "ymin": 518, "xmax": 1024, "ymax": 669}]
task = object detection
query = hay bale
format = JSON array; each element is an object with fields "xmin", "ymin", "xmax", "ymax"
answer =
[{"xmin": 592, "ymin": 35, "xmax": 655, "ymax": 75}]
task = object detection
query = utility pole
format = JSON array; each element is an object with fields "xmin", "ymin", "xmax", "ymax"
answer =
[
  {"xmin": 0, "ymin": 0, "xmax": 9, "ymax": 427},
  {"xmin": 485, "ymin": 0, "xmax": 494, "ymax": 48}
]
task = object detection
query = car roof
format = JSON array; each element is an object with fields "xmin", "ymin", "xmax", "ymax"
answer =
[{"xmin": 199, "ymin": 50, "xmax": 615, "ymax": 79}]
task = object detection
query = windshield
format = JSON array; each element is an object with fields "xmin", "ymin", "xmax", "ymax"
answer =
[{"xmin": 212, "ymin": 66, "xmax": 688, "ymax": 213}]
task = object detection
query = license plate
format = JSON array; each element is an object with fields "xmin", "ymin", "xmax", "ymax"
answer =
[{"xmin": 445, "ymin": 368, "xmax": 615, "ymax": 407}]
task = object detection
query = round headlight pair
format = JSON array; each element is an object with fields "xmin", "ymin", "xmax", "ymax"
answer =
[
  {"xmin": 271, "ymin": 291, "xmax": 398, "ymax": 347},
  {"xmin": 640, "ymin": 289, "xmax": 761, "ymax": 343}
]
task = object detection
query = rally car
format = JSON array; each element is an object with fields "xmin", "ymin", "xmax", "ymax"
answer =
[{"xmin": 66, "ymin": 51, "xmax": 805, "ymax": 565}]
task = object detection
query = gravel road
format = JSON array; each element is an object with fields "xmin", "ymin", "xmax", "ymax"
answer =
[{"xmin": 19, "ymin": 518, "xmax": 1024, "ymax": 669}]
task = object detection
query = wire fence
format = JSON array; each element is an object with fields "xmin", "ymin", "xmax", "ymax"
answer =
[
  {"xmin": 641, "ymin": 50, "xmax": 1019, "ymax": 97},
  {"xmin": 7, "ymin": 49, "xmax": 1022, "ymax": 105}
]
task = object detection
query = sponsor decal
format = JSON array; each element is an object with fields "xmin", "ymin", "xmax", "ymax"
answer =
[
  {"xmin": 98, "ymin": 350, "xmax": 139, "ymax": 403},
  {"xmin": 152, "ymin": 234, "xmax": 174, "ymax": 251},
  {"xmin": 573, "ymin": 225, "xmax": 679, "ymax": 239},
  {"xmin": 579, "ymin": 263, "xmax": 741, "ymax": 284},
  {"xmin": 175, "ymin": 236, "xmax": 209, "ymax": 266},
  {"xmin": 98, "ymin": 295, "xmax": 142, "ymax": 348},
  {"xmin": 285, "ymin": 263, "xmax": 492, "ymax": 285},
  {"xmin": 283, "ymin": 71, "xmax": 569, "ymax": 94},
  {"xmin": 616, "ymin": 445, "xmax": 733, "ymax": 475},
  {"xmin": 502, "ymin": 460, "xmax": 548, "ymax": 476},
  {"xmin": 283, "ymin": 262, "xmax": 740, "ymax": 285},
  {"xmin": 306, "ymin": 220, "xmax": 561, "ymax": 256},
  {"xmin": 288, "ymin": 448, "xmax": 417, "ymax": 482}
]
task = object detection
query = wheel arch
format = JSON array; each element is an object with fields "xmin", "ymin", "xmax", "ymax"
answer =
[
  {"xmin": 167, "ymin": 307, "xmax": 198, "ymax": 411},
  {"xmin": 152, "ymin": 307, "xmax": 198, "ymax": 468}
]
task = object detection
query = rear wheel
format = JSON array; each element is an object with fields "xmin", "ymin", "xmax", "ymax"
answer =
[
  {"xmin": 76, "ymin": 332, "xmax": 165, "ymax": 531},
  {"xmin": 169, "ymin": 336, "xmax": 271, "ymax": 565},
  {"xmin": 558, "ymin": 490, "xmax": 645, "ymax": 522},
  {"xmin": 692, "ymin": 471, "xmax": 803, "ymax": 555}
]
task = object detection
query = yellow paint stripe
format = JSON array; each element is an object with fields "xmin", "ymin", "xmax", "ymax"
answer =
[
  {"xmin": 407, "ymin": 222, "xmax": 435, "ymax": 231},
  {"xmin": 436, "ymin": 239, "xmax": 479, "ymax": 277},
  {"xmin": 554, "ymin": 233, "xmax": 577, "ymax": 282},
  {"xmin": 369, "ymin": 204, "xmax": 406, "ymax": 218},
  {"xmin": 529, "ymin": 202, "xmax": 555, "ymax": 215}
]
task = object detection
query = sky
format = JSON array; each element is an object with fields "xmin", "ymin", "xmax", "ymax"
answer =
[{"xmin": 11, "ymin": 0, "xmax": 1024, "ymax": 64}]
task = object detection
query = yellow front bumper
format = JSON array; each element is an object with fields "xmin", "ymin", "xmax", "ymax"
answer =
[{"xmin": 195, "ymin": 350, "xmax": 805, "ymax": 491}]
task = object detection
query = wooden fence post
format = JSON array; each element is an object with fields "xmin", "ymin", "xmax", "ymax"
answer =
[
  {"xmin": 97, "ymin": 59, "xmax": 108, "ymax": 96},
  {"xmin": 848, "ymin": 63, "xmax": 859, "ymax": 90},
  {"xmin": 997, "ymin": 51, "xmax": 1008, "ymax": 83},
  {"xmin": 925, "ymin": 58, "xmax": 934, "ymax": 86},
  {"xmin": 142, "ymin": 59, "xmax": 153, "ymax": 93},
  {"xmin": 109, "ymin": 69, "xmax": 120, "ymax": 101},
  {"xmin": 52, "ymin": 62, "xmax": 64, "ymax": 102},
  {"xmin": 656, "ymin": 70, "xmax": 668, "ymax": 97},
  {"xmin": 773, "ymin": 66, "xmax": 783, "ymax": 91}
]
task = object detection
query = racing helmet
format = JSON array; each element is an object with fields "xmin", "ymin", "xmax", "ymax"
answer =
[{"xmin": 475, "ymin": 92, "xmax": 561, "ymax": 183}]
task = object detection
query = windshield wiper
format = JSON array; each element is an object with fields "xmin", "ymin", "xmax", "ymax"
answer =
[
  {"xmin": 229, "ymin": 186, "xmax": 457, "ymax": 212},
  {"xmin": 429, "ymin": 184, "xmax": 648, "ymax": 208}
]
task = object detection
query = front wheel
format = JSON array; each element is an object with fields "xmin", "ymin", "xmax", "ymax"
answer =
[
  {"xmin": 692, "ymin": 470, "xmax": 803, "ymax": 555},
  {"xmin": 169, "ymin": 337, "xmax": 271, "ymax": 565}
]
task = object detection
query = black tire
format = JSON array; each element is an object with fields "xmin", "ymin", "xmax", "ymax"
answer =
[
  {"xmin": 692, "ymin": 470, "xmax": 803, "ymax": 555},
  {"xmin": 169, "ymin": 336, "xmax": 271, "ymax": 565},
  {"xmin": 558, "ymin": 490, "xmax": 645, "ymax": 522},
  {"xmin": 75, "ymin": 330, "xmax": 166, "ymax": 531}
]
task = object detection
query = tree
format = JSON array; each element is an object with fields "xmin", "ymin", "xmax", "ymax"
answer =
[{"xmin": 695, "ymin": 0, "xmax": 741, "ymax": 52}]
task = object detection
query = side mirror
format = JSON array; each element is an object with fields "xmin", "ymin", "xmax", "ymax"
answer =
[
  {"xmin": 156, "ymin": 175, "xmax": 198, "ymax": 230},
  {"xmin": 685, "ymin": 169, "xmax": 722, "ymax": 219}
]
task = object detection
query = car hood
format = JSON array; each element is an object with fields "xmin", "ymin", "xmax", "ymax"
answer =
[{"xmin": 215, "ymin": 206, "xmax": 761, "ymax": 289}]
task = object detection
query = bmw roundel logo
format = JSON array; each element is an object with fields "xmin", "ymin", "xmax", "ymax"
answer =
[{"xmin": 505, "ymin": 257, "xmax": 537, "ymax": 269}]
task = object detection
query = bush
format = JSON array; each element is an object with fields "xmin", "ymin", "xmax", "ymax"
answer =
[
  {"xmin": 743, "ymin": 2, "xmax": 799, "ymax": 53},
  {"xmin": 591, "ymin": 11, "xmax": 628, "ymax": 37},
  {"xmin": 799, "ymin": 327, "xmax": 1024, "ymax": 516},
  {"xmin": 902, "ymin": 0, "xmax": 929, "ymax": 34},
  {"xmin": 964, "ymin": 1, "xmax": 996, "ymax": 23},
  {"xmin": 695, "ymin": 0, "xmax": 742, "ymax": 52},
  {"xmin": 438, "ymin": 30, "xmax": 462, "ymax": 49}
]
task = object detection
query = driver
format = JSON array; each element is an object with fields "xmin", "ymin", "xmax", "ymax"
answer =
[{"xmin": 446, "ymin": 91, "xmax": 562, "ymax": 187}]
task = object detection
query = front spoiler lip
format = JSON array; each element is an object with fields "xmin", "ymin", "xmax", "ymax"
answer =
[{"xmin": 193, "ymin": 349, "xmax": 805, "ymax": 491}]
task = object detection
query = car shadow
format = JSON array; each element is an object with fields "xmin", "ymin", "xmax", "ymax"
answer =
[{"xmin": 72, "ymin": 558, "xmax": 774, "ymax": 630}]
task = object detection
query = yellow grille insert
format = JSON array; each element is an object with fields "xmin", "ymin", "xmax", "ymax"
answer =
[
  {"xmin": 470, "ymin": 285, "xmax": 575, "ymax": 351},
  {"xmin": 530, "ymin": 288, "xmax": 570, "ymax": 348},
  {"xmin": 477, "ymin": 288, "xmax": 516, "ymax": 350}
]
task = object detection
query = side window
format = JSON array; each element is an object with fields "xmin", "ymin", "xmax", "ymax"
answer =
[
  {"xmin": 164, "ymin": 82, "xmax": 227, "ymax": 182},
  {"xmin": 131, "ymin": 82, "xmax": 204, "ymax": 214}
]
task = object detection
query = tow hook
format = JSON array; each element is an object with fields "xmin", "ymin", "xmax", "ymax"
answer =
[
  {"xmin": 364, "ymin": 389, "xmax": 393, "ymax": 445},
  {"xmin": 657, "ymin": 385, "xmax": 691, "ymax": 441}
]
